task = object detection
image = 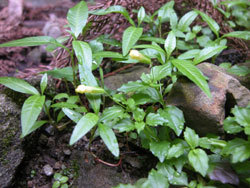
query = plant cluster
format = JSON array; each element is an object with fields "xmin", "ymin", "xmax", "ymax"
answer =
[{"xmin": 0, "ymin": 1, "xmax": 250, "ymax": 187}]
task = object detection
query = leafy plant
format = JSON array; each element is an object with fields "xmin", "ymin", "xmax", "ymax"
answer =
[
  {"xmin": 0, "ymin": 0, "xmax": 250, "ymax": 187},
  {"xmin": 52, "ymin": 173, "xmax": 69, "ymax": 188}
]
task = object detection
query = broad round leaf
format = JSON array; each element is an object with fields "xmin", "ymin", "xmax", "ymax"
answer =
[
  {"xmin": 150, "ymin": 141, "xmax": 170, "ymax": 162},
  {"xmin": 184, "ymin": 127, "xmax": 199, "ymax": 149},
  {"xmin": 70, "ymin": 113, "xmax": 99, "ymax": 145},
  {"xmin": 0, "ymin": 77, "xmax": 39, "ymax": 95},
  {"xmin": 188, "ymin": 148, "xmax": 209, "ymax": 177}
]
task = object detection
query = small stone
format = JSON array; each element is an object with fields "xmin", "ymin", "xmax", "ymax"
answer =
[
  {"xmin": 27, "ymin": 180, "xmax": 33, "ymax": 188},
  {"xmin": 38, "ymin": 134, "xmax": 48, "ymax": 146},
  {"xmin": 43, "ymin": 164, "xmax": 53, "ymax": 176},
  {"xmin": 63, "ymin": 149, "xmax": 71, "ymax": 156},
  {"xmin": 45, "ymin": 125, "xmax": 55, "ymax": 136},
  {"xmin": 54, "ymin": 162, "xmax": 61, "ymax": 170}
]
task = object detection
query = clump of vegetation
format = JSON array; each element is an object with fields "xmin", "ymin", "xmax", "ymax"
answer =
[{"xmin": 0, "ymin": 0, "xmax": 249, "ymax": 187}]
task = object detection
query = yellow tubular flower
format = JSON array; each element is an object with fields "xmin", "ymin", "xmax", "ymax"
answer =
[
  {"xmin": 75, "ymin": 85, "xmax": 105, "ymax": 94},
  {"xmin": 129, "ymin": 50, "xmax": 151, "ymax": 64}
]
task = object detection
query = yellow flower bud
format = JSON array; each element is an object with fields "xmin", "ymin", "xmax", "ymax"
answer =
[
  {"xmin": 129, "ymin": 50, "xmax": 151, "ymax": 64},
  {"xmin": 75, "ymin": 85, "xmax": 105, "ymax": 94}
]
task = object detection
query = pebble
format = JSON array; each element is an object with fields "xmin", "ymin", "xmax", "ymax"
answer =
[
  {"xmin": 43, "ymin": 164, "xmax": 53, "ymax": 176},
  {"xmin": 45, "ymin": 125, "xmax": 55, "ymax": 136},
  {"xmin": 63, "ymin": 149, "xmax": 71, "ymax": 156},
  {"xmin": 54, "ymin": 161, "xmax": 61, "ymax": 170}
]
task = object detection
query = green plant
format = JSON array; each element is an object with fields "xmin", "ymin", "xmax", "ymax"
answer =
[
  {"xmin": 0, "ymin": 1, "xmax": 250, "ymax": 187},
  {"xmin": 52, "ymin": 173, "xmax": 69, "ymax": 188}
]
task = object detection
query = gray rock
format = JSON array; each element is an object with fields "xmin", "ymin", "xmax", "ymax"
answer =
[
  {"xmin": 43, "ymin": 164, "xmax": 53, "ymax": 176},
  {"xmin": 166, "ymin": 63, "xmax": 250, "ymax": 135},
  {"xmin": 71, "ymin": 151, "xmax": 138, "ymax": 188},
  {"xmin": 104, "ymin": 65, "xmax": 150, "ymax": 90},
  {"xmin": 0, "ymin": 93, "xmax": 24, "ymax": 188}
]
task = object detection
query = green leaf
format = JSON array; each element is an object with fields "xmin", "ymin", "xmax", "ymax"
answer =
[
  {"xmin": 118, "ymin": 81, "xmax": 147, "ymax": 93},
  {"xmin": 150, "ymin": 63, "xmax": 172, "ymax": 81},
  {"xmin": 41, "ymin": 67, "xmax": 73, "ymax": 82},
  {"xmin": 148, "ymin": 169, "xmax": 169, "ymax": 188},
  {"xmin": 158, "ymin": 106, "xmax": 185, "ymax": 136},
  {"xmin": 62, "ymin": 108, "xmax": 82, "ymax": 123},
  {"xmin": 135, "ymin": 122, "xmax": 145, "ymax": 134},
  {"xmin": 100, "ymin": 106, "xmax": 124, "ymax": 122},
  {"xmin": 223, "ymin": 117, "xmax": 243, "ymax": 134},
  {"xmin": 227, "ymin": 65, "xmax": 250, "ymax": 76},
  {"xmin": 188, "ymin": 149, "xmax": 209, "ymax": 176},
  {"xmin": 70, "ymin": 113, "xmax": 99, "ymax": 145},
  {"xmin": 67, "ymin": 1, "xmax": 88, "ymax": 38},
  {"xmin": 231, "ymin": 106, "xmax": 250, "ymax": 127},
  {"xmin": 0, "ymin": 36, "xmax": 57, "ymax": 47},
  {"xmin": 195, "ymin": 10, "xmax": 220, "ymax": 37},
  {"xmin": 73, "ymin": 41, "xmax": 92, "ymax": 70},
  {"xmin": 40, "ymin": 73, "xmax": 48, "ymax": 95},
  {"xmin": 139, "ymin": 36, "xmax": 165, "ymax": 44},
  {"xmin": 164, "ymin": 31, "xmax": 176, "ymax": 59},
  {"xmin": 24, "ymin": 120, "xmax": 48, "ymax": 137},
  {"xmin": 0, "ymin": 77, "xmax": 39, "ymax": 95},
  {"xmin": 138, "ymin": 6, "xmax": 146, "ymax": 26},
  {"xmin": 146, "ymin": 113, "xmax": 166, "ymax": 126},
  {"xmin": 53, "ymin": 93, "xmax": 69, "ymax": 100},
  {"xmin": 157, "ymin": 1, "xmax": 175, "ymax": 23},
  {"xmin": 21, "ymin": 95, "xmax": 45, "ymax": 137},
  {"xmin": 133, "ymin": 108, "xmax": 146, "ymax": 122},
  {"xmin": 99, "ymin": 123, "xmax": 119, "ymax": 157},
  {"xmin": 222, "ymin": 31, "xmax": 250, "ymax": 40},
  {"xmin": 93, "ymin": 51, "xmax": 124, "ymax": 59},
  {"xmin": 178, "ymin": 49, "xmax": 200, "ymax": 60},
  {"xmin": 172, "ymin": 59, "xmax": 211, "ymax": 98},
  {"xmin": 52, "ymin": 181, "xmax": 60, "ymax": 188},
  {"xmin": 73, "ymin": 41, "xmax": 101, "ymax": 113},
  {"xmin": 184, "ymin": 127, "xmax": 199, "ymax": 149},
  {"xmin": 150, "ymin": 141, "xmax": 170, "ymax": 162},
  {"xmin": 122, "ymin": 26, "xmax": 143, "ymax": 56},
  {"xmin": 59, "ymin": 176, "xmax": 69, "ymax": 183},
  {"xmin": 113, "ymin": 118, "xmax": 135, "ymax": 133},
  {"xmin": 89, "ymin": 5, "xmax": 135, "ymax": 26},
  {"xmin": 223, "ymin": 138, "xmax": 250, "ymax": 163},
  {"xmin": 178, "ymin": 11, "xmax": 198, "ymax": 32},
  {"xmin": 167, "ymin": 143, "xmax": 185, "ymax": 159},
  {"xmin": 193, "ymin": 46, "xmax": 227, "ymax": 65},
  {"xmin": 51, "ymin": 102, "xmax": 78, "ymax": 109},
  {"xmin": 133, "ymin": 44, "xmax": 166, "ymax": 54}
]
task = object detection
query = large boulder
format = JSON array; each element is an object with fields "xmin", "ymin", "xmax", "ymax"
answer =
[
  {"xmin": 166, "ymin": 63, "xmax": 250, "ymax": 135},
  {"xmin": 0, "ymin": 93, "xmax": 24, "ymax": 188}
]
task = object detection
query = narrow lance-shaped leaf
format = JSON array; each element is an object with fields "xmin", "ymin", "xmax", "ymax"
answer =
[
  {"xmin": 193, "ymin": 46, "xmax": 227, "ymax": 65},
  {"xmin": 89, "ymin": 5, "xmax": 135, "ymax": 26},
  {"xmin": 73, "ymin": 41, "xmax": 101, "ymax": 113},
  {"xmin": 171, "ymin": 59, "xmax": 211, "ymax": 98},
  {"xmin": 62, "ymin": 108, "xmax": 82, "ymax": 123},
  {"xmin": 0, "ymin": 36, "xmax": 57, "ymax": 47},
  {"xmin": 41, "ymin": 67, "xmax": 74, "ymax": 82},
  {"xmin": 195, "ymin": 9, "xmax": 220, "ymax": 38},
  {"xmin": 138, "ymin": 6, "xmax": 146, "ymax": 26},
  {"xmin": 70, "ymin": 113, "xmax": 99, "ymax": 145},
  {"xmin": 98, "ymin": 123, "xmax": 120, "ymax": 157},
  {"xmin": 21, "ymin": 95, "xmax": 45, "ymax": 137},
  {"xmin": 40, "ymin": 73, "xmax": 48, "ymax": 95},
  {"xmin": 67, "ymin": 1, "xmax": 88, "ymax": 38},
  {"xmin": 222, "ymin": 31, "xmax": 250, "ymax": 40},
  {"xmin": 122, "ymin": 26, "xmax": 143, "ymax": 56},
  {"xmin": 93, "ymin": 51, "xmax": 124, "ymax": 59},
  {"xmin": 165, "ymin": 31, "xmax": 176, "ymax": 60},
  {"xmin": 133, "ymin": 44, "xmax": 166, "ymax": 54},
  {"xmin": 178, "ymin": 49, "xmax": 200, "ymax": 60},
  {"xmin": 178, "ymin": 11, "xmax": 198, "ymax": 31},
  {"xmin": 0, "ymin": 77, "xmax": 39, "ymax": 95}
]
